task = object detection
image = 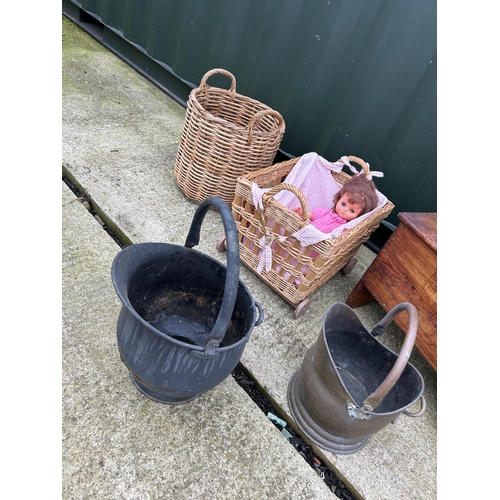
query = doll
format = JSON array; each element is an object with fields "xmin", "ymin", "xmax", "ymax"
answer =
[{"xmin": 294, "ymin": 174, "xmax": 379, "ymax": 233}]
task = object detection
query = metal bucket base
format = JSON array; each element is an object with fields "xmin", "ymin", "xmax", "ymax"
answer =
[
  {"xmin": 288, "ymin": 371, "xmax": 370, "ymax": 455},
  {"xmin": 130, "ymin": 374, "xmax": 199, "ymax": 405}
]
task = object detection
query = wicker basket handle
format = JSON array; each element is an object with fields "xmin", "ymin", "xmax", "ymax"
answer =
[
  {"xmin": 342, "ymin": 155, "xmax": 372, "ymax": 177},
  {"xmin": 199, "ymin": 68, "xmax": 236, "ymax": 101},
  {"xmin": 262, "ymin": 183, "xmax": 311, "ymax": 228},
  {"xmin": 245, "ymin": 109, "xmax": 285, "ymax": 146}
]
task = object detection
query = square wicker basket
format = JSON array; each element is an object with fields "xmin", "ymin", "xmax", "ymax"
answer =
[{"xmin": 230, "ymin": 155, "xmax": 394, "ymax": 318}]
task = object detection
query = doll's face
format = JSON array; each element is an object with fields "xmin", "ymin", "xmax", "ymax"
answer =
[{"xmin": 335, "ymin": 193, "xmax": 363, "ymax": 221}]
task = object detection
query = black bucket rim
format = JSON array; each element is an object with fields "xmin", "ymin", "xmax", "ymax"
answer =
[{"xmin": 111, "ymin": 242, "xmax": 257, "ymax": 352}]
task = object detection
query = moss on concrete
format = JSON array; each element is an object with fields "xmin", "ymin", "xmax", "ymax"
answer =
[{"xmin": 62, "ymin": 15, "xmax": 107, "ymax": 53}]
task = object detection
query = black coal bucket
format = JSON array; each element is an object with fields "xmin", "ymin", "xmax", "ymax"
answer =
[
  {"xmin": 111, "ymin": 197, "xmax": 263, "ymax": 404},
  {"xmin": 288, "ymin": 302, "xmax": 426, "ymax": 454}
]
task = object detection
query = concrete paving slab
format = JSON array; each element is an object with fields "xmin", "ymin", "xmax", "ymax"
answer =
[
  {"xmin": 63, "ymin": 180, "xmax": 334, "ymax": 499},
  {"xmin": 63, "ymin": 15, "xmax": 437, "ymax": 499}
]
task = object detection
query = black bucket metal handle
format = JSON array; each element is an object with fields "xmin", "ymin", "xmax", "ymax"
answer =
[
  {"xmin": 184, "ymin": 197, "xmax": 240, "ymax": 356},
  {"xmin": 254, "ymin": 301, "xmax": 264, "ymax": 326},
  {"xmin": 361, "ymin": 302, "xmax": 419, "ymax": 412}
]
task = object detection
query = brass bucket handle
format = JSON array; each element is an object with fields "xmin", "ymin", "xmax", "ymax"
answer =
[{"xmin": 362, "ymin": 302, "xmax": 419, "ymax": 411}]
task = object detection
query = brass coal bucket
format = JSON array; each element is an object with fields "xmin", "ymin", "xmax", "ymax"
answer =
[{"xmin": 288, "ymin": 302, "xmax": 426, "ymax": 454}]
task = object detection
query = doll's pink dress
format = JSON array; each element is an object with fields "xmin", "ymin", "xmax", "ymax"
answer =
[{"xmin": 309, "ymin": 208, "xmax": 347, "ymax": 233}]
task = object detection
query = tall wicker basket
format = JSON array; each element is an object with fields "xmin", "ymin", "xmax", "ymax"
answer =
[
  {"xmin": 229, "ymin": 155, "xmax": 394, "ymax": 318},
  {"xmin": 174, "ymin": 68, "xmax": 286, "ymax": 206}
]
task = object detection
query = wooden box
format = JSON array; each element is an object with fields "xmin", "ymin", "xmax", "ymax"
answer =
[{"xmin": 346, "ymin": 212, "xmax": 437, "ymax": 370}]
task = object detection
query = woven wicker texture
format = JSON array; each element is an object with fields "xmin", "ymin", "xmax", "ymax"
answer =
[
  {"xmin": 232, "ymin": 156, "xmax": 394, "ymax": 310},
  {"xmin": 174, "ymin": 68, "xmax": 286, "ymax": 205}
]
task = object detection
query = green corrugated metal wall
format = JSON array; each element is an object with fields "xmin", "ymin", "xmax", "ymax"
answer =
[{"xmin": 63, "ymin": 0, "xmax": 436, "ymax": 229}]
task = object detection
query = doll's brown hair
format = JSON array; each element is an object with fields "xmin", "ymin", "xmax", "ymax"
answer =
[{"xmin": 333, "ymin": 174, "xmax": 379, "ymax": 217}]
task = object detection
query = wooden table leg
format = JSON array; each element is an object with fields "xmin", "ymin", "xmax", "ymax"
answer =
[{"xmin": 345, "ymin": 279, "xmax": 375, "ymax": 308}]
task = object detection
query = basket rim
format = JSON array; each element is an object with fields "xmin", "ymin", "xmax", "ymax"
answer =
[{"xmin": 188, "ymin": 86, "xmax": 285, "ymax": 135}]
